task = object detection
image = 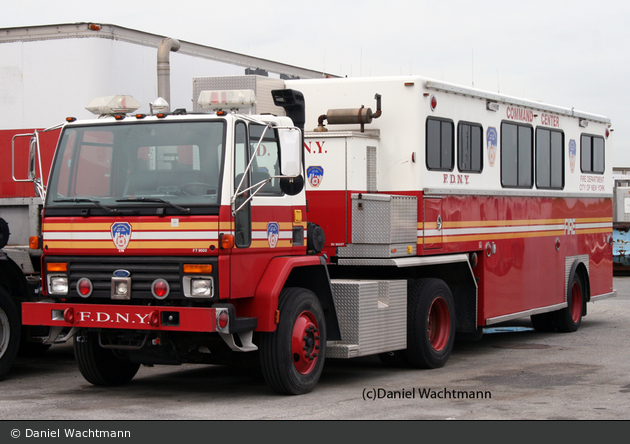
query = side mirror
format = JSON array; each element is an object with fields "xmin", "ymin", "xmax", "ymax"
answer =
[
  {"xmin": 28, "ymin": 136, "xmax": 38, "ymax": 181},
  {"xmin": 278, "ymin": 128, "xmax": 302, "ymax": 177}
]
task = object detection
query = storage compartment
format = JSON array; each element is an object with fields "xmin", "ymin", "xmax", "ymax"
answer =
[{"xmin": 326, "ymin": 279, "xmax": 406, "ymax": 358}]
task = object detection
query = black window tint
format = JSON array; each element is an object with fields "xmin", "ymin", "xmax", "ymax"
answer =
[
  {"xmin": 458, "ymin": 122, "xmax": 483, "ymax": 173},
  {"xmin": 550, "ymin": 131, "xmax": 564, "ymax": 188},
  {"xmin": 501, "ymin": 122, "xmax": 533, "ymax": 188},
  {"xmin": 426, "ymin": 118, "xmax": 454, "ymax": 171},
  {"xmin": 581, "ymin": 134, "xmax": 605, "ymax": 174},
  {"xmin": 536, "ymin": 128, "xmax": 564, "ymax": 189}
]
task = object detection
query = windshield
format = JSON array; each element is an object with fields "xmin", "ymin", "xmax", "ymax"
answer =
[{"xmin": 46, "ymin": 120, "xmax": 225, "ymax": 209}]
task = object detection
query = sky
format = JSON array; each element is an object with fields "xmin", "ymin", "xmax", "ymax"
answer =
[{"xmin": 2, "ymin": 0, "xmax": 630, "ymax": 166}]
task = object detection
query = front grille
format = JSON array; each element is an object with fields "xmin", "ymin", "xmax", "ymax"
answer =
[{"xmin": 46, "ymin": 256, "xmax": 217, "ymax": 301}]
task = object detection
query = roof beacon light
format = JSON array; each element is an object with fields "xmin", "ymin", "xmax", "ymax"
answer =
[
  {"xmin": 198, "ymin": 89, "xmax": 256, "ymax": 111},
  {"xmin": 86, "ymin": 95, "xmax": 141, "ymax": 116}
]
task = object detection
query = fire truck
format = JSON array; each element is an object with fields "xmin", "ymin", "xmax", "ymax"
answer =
[
  {"xmin": 0, "ymin": 127, "xmax": 60, "ymax": 378},
  {"xmin": 20, "ymin": 74, "xmax": 615, "ymax": 395}
]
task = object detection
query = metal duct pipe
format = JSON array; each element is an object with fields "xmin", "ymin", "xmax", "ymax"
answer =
[{"xmin": 157, "ymin": 37, "xmax": 181, "ymax": 111}]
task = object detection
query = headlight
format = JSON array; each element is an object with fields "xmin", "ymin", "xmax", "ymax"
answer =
[
  {"xmin": 49, "ymin": 276, "xmax": 68, "ymax": 295},
  {"xmin": 191, "ymin": 279, "xmax": 212, "ymax": 297}
]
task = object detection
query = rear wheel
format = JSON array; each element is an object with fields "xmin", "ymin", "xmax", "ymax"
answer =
[
  {"xmin": 74, "ymin": 331, "xmax": 140, "ymax": 386},
  {"xmin": 0, "ymin": 286, "xmax": 20, "ymax": 378},
  {"xmin": 405, "ymin": 278, "xmax": 456, "ymax": 369},
  {"xmin": 554, "ymin": 273, "xmax": 584, "ymax": 333},
  {"xmin": 259, "ymin": 287, "xmax": 326, "ymax": 395}
]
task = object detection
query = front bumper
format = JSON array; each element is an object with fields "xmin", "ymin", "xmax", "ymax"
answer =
[{"xmin": 22, "ymin": 302, "xmax": 218, "ymax": 332}]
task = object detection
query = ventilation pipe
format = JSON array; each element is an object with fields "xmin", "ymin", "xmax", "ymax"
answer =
[{"xmin": 157, "ymin": 37, "xmax": 181, "ymax": 111}]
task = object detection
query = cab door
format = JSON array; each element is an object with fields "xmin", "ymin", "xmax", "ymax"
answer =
[{"xmin": 230, "ymin": 121, "xmax": 298, "ymax": 299}]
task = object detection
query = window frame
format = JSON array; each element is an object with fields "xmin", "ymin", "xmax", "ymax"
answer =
[
  {"xmin": 580, "ymin": 133, "xmax": 605, "ymax": 175},
  {"xmin": 535, "ymin": 127, "xmax": 565, "ymax": 190},
  {"xmin": 457, "ymin": 121, "xmax": 484, "ymax": 174},
  {"xmin": 426, "ymin": 117, "xmax": 455, "ymax": 172},
  {"xmin": 500, "ymin": 121, "xmax": 534, "ymax": 189}
]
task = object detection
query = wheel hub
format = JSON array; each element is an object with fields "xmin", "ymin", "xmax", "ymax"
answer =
[
  {"xmin": 291, "ymin": 311, "xmax": 320, "ymax": 374},
  {"xmin": 427, "ymin": 297, "xmax": 450, "ymax": 352}
]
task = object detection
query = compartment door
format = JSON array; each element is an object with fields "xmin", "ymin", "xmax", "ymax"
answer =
[{"xmin": 423, "ymin": 197, "xmax": 443, "ymax": 250}]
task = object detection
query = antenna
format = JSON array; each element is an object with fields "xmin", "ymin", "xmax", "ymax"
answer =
[
  {"xmin": 471, "ymin": 49, "xmax": 474, "ymax": 87},
  {"xmin": 496, "ymin": 69, "xmax": 500, "ymax": 93}
]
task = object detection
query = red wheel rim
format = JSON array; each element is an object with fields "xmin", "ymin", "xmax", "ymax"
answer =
[
  {"xmin": 291, "ymin": 310, "xmax": 320, "ymax": 374},
  {"xmin": 571, "ymin": 281, "xmax": 582, "ymax": 324},
  {"xmin": 427, "ymin": 298, "xmax": 450, "ymax": 351}
]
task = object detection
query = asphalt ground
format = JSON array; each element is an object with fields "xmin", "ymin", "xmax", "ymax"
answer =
[{"xmin": 1, "ymin": 277, "xmax": 629, "ymax": 433}]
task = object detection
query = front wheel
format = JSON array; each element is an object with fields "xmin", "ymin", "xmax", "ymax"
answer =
[
  {"xmin": 259, "ymin": 287, "xmax": 326, "ymax": 395},
  {"xmin": 0, "ymin": 286, "xmax": 20, "ymax": 379},
  {"xmin": 405, "ymin": 278, "xmax": 456, "ymax": 369},
  {"xmin": 74, "ymin": 331, "xmax": 140, "ymax": 386}
]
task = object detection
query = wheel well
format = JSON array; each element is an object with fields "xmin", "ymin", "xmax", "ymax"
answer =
[
  {"xmin": 572, "ymin": 261, "xmax": 590, "ymax": 316},
  {"xmin": 283, "ymin": 264, "xmax": 342, "ymax": 341},
  {"xmin": 327, "ymin": 259, "xmax": 478, "ymax": 334},
  {"xmin": 0, "ymin": 257, "xmax": 29, "ymax": 302}
]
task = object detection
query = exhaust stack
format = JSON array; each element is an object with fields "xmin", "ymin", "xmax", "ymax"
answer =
[{"xmin": 157, "ymin": 37, "xmax": 181, "ymax": 111}]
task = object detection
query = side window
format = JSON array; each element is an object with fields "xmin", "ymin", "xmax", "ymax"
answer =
[
  {"xmin": 249, "ymin": 124, "xmax": 282, "ymax": 195},
  {"xmin": 458, "ymin": 122, "xmax": 483, "ymax": 173},
  {"xmin": 234, "ymin": 121, "xmax": 251, "ymax": 248},
  {"xmin": 501, "ymin": 122, "xmax": 533, "ymax": 188},
  {"xmin": 581, "ymin": 134, "xmax": 605, "ymax": 174},
  {"xmin": 426, "ymin": 117, "xmax": 454, "ymax": 171},
  {"xmin": 536, "ymin": 128, "xmax": 564, "ymax": 189}
]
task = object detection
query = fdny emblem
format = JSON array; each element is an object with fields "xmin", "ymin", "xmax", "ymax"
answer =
[
  {"xmin": 267, "ymin": 222, "xmax": 280, "ymax": 248},
  {"xmin": 111, "ymin": 222, "xmax": 132, "ymax": 251},
  {"xmin": 569, "ymin": 139, "xmax": 576, "ymax": 173},
  {"xmin": 307, "ymin": 166, "xmax": 324, "ymax": 188}
]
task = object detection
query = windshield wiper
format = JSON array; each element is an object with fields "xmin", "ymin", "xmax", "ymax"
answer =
[
  {"xmin": 53, "ymin": 198, "xmax": 118, "ymax": 214},
  {"xmin": 116, "ymin": 197, "xmax": 190, "ymax": 214}
]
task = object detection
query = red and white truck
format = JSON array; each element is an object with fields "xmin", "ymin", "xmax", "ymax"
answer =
[
  {"xmin": 19, "ymin": 73, "xmax": 615, "ymax": 395},
  {"xmin": 0, "ymin": 22, "xmax": 329, "ymax": 379}
]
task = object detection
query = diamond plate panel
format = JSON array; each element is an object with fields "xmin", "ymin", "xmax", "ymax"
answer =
[
  {"xmin": 351, "ymin": 193, "xmax": 417, "ymax": 244},
  {"xmin": 327, "ymin": 279, "xmax": 407, "ymax": 359},
  {"xmin": 337, "ymin": 243, "xmax": 416, "ymax": 258},
  {"xmin": 192, "ymin": 75, "xmax": 286, "ymax": 115}
]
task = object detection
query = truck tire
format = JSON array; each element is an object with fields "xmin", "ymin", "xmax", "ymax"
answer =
[
  {"xmin": 259, "ymin": 287, "xmax": 326, "ymax": 395},
  {"xmin": 0, "ymin": 286, "xmax": 20, "ymax": 379},
  {"xmin": 530, "ymin": 312, "xmax": 556, "ymax": 332},
  {"xmin": 74, "ymin": 331, "xmax": 140, "ymax": 386},
  {"xmin": 405, "ymin": 278, "xmax": 455, "ymax": 369},
  {"xmin": 553, "ymin": 272, "xmax": 584, "ymax": 333}
]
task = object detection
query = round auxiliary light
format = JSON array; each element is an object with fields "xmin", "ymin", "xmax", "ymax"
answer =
[
  {"xmin": 152, "ymin": 279, "xmax": 170, "ymax": 299},
  {"xmin": 76, "ymin": 278, "xmax": 93, "ymax": 298}
]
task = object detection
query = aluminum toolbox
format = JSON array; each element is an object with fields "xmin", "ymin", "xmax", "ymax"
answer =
[
  {"xmin": 351, "ymin": 193, "xmax": 417, "ymax": 243},
  {"xmin": 337, "ymin": 193, "xmax": 417, "ymax": 258},
  {"xmin": 326, "ymin": 279, "xmax": 407, "ymax": 359}
]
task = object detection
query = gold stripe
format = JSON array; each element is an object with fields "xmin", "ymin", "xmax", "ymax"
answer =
[
  {"xmin": 419, "ymin": 217, "xmax": 612, "ymax": 230},
  {"xmin": 250, "ymin": 240, "xmax": 293, "ymax": 248},
  {"xmin": 251, "ymin": 222, "xmax": 294, "ymax": 230}
]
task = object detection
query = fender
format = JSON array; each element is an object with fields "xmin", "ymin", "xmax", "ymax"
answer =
[{"xmin": 234, "ymin": 255, "xmax": 330, "ymax": 332}]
